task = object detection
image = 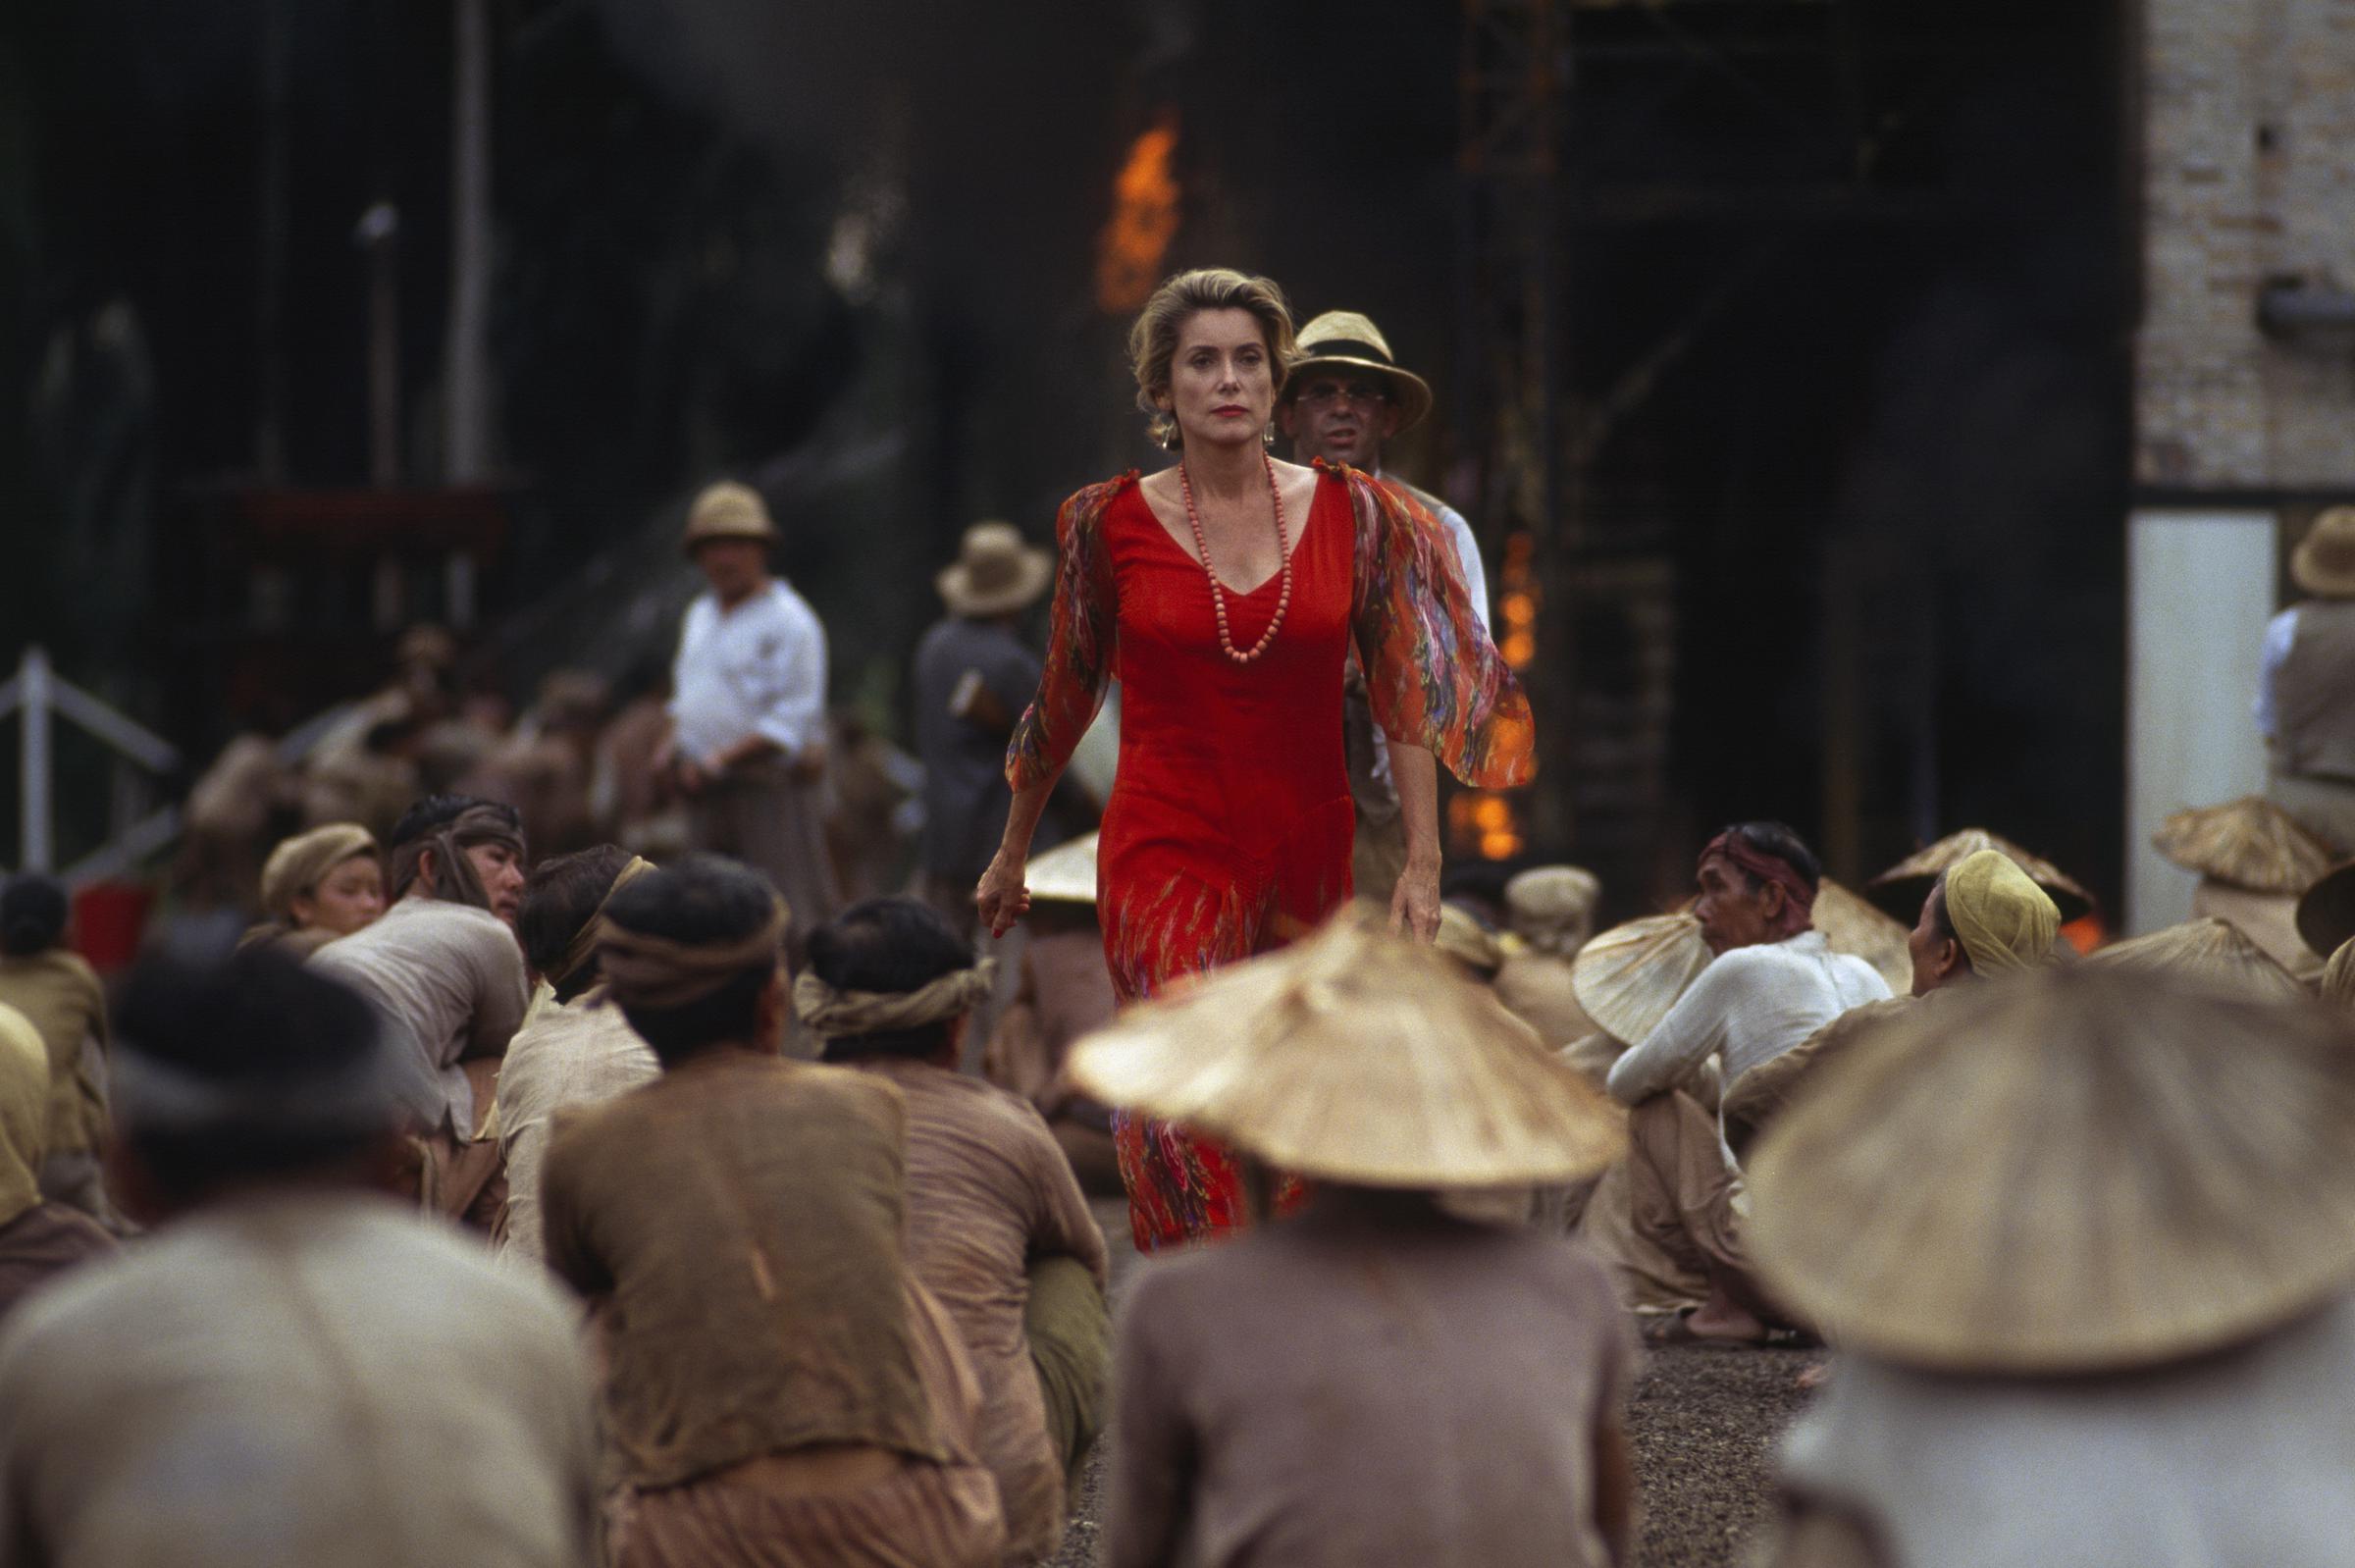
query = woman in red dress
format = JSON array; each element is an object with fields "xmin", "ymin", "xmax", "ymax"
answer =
[{"xmin": 976, "ymin": 269, "xmax": 1534, "ymax": 1251}]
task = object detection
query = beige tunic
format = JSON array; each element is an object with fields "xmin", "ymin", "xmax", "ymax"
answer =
[
  {"xmin": 1493, "ymin": 951, "xmax": 1597, "ymax": 1047},
  {"xmin": 846, "ymin": 1059, "xmax": 1107, "ymax": 1563},
  {"xmin": 494, "ymin": 991, "xmax": 659, "ymax": 1267},
  {"xmin": 310, "ymin": 898, "xmax": 529, "ymax": 1136},
  {"xmin": 0, "ymin": 952, "xmax": 108, "ymax": 1160},
  {"xmin": 1772, "ymin": 1293, "xmax": 2355, "ymax": 1568},
  {"xmin": 1110, "ymin": 1200, "xmax": 1634, "ymax": 1568},
  {"xmin": 0, "ymin": 1191, "xmax": 602, "ymax": 1568}
]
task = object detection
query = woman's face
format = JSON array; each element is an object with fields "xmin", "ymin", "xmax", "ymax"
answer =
[
  {"xmin": 1160, "ymin": 308, "xmax": 1276, "ymax": 451},
  {"xmin": 293, "ymin": 854, "xmax": 386, "ymax": 936}
]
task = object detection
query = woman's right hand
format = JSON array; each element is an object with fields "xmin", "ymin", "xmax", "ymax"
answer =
[{"xmin": 975, "ymin": 849, "xmax": 1032, "ymax": 938}]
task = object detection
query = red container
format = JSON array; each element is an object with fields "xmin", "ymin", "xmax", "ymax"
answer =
[{"xmin": 73, "ymin": 882, "xmax": 155, "ymax": 972}]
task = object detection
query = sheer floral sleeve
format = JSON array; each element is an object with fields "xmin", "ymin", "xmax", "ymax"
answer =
[
  {"xmin": 1343, "ymin": 464, "xmax": 1537, "ymax": 787},
  {"xmin": 1006, "ymin": 475, "xmax": 1130, "ymax": 792}
]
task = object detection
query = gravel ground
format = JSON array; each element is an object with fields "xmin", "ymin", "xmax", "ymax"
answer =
[{"xmin": 1045, "ymin": 1200, "xmax": 1819, "ymax": 1567}]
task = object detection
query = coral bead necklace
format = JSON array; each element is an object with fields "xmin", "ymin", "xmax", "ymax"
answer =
[{"xmin": 1178, "ymin": 452, "xmax": 1292, "ymax": 664}]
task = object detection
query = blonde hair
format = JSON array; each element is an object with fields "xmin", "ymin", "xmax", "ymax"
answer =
[{"xmin": 1127, "ymin": 268, "xmax": 1299, "ymax": 449}]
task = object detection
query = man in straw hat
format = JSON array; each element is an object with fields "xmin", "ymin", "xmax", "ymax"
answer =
[
  {"xmin": 1277, "ymin": 309, "xmax": 1492, "ymax": 898},
  {"xmin": 308, "ymin": 793, "xmax": 529, "ymax": 1227},
  {"xmin": 982, "ymin": 832, "xmax": 1121, "ymax": 1192},
  {"xmin": 798, "ymin": 896, "xmax": 1110, "ymax": 1565},
  {"xmin": 492, "ymin": 845, "xmax": 658, "ymax": 1267},
  {"xmin": 0, "ymin": 944, "xmax": 602, "ymax": 1566},
  {"xmin": 1076, "ymin": 910, "xmax": 1637, "ymax": 1568},
  {"xmin": 540, "ymin": 855, "xmax": 1005, "ymax": 1567},
  {"xmin": 1604, "ymin": 822, "xmax": 1888, "ymax": 1343},
  {"xmin": 915, "ymin": 519, "xmax": 1060, "ymax": 941},
  {"xmin": 1750, "ymin": 967, "xmax": 2355, "ymax": 1567},
  {"xmin": 1724, "ymin": 849, "xmax": 2061, "ymax": 1154},
  {"xmin": 1493, "ymin": 864, "xmax": 1605, "ymax": 1047},
  {"xmin": 2262, "ymin": 504, "xmax": 2355, "ymax": 849},
  {"xmin": 658, "ymin": 478, "xmax": 841, "ymax": 953}
]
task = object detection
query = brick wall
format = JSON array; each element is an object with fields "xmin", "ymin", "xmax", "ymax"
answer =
[{"xmin": 2137, "ymin": 0, "xmax": 2355, "ymax": 490}]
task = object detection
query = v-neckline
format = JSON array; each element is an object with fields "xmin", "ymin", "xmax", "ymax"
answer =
[{"xmin": 1135, "ymin": 470, "xmax": 1325, "ymax": 598}]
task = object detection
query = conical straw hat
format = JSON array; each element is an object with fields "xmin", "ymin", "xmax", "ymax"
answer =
[
  {"xmin": 1813, "ymin": 878, "xmax": 1912, "ymax": 996},
  {"xmin": 1749, "ymin": 967, "xmax": 2355, "ymax": 1375},
  {"xmin": 1867, "ymin": 828, "xmax": 2094, "ymax": 924},
  {"xmin": 1023, "ymin": 832, "xmax": 1098, "ymax": 906},
  {"xmin": 1570, "ymin": 913, "xmax": 1712, "ymax": 1046},
  {"xmin": 2152, "ymin": 797, "xmax": 2339, "ymax": 894},
  {"xmin": 1067, "ymin": 908, "xmax": 1625, "ymax": 1187},
  {"xmin": 2086, "ymin": 916, "xmax": 2307, "ymax": 1004}
]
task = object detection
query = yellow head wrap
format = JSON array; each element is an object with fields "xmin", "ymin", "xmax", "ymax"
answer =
[
  {"xmin": 0, "ymin": 1003, "xmax": 51, "ymax": 1228},
  {"xmin": 1943, "ymin": 849, "xmax": 2061, "ymax": 975}
]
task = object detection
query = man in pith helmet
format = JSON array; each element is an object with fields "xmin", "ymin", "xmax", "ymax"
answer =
[{"xmin": 1277, "ymin": 310, "xmax": 1492, "ymax": 898}]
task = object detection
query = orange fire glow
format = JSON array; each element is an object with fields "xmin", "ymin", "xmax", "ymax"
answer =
[{"xmin": 1095, "ymin": 113, "xmax": 1181, "ymax": 312}]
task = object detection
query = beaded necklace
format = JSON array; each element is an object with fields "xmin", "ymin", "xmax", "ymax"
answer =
[{"xmin": 1177, "ymin": 452, "xmax": 1292, "ymax": 665}]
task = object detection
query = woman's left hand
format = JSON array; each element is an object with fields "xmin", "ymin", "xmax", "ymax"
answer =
[{"xmin": 1389, "ymin": 855, "xmax": 1441, "ymax": 943}]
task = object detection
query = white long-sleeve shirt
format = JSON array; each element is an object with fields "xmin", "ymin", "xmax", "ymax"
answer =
[
  {"xmin": 667, "ymin": 580, "xmax": 828, "ymax": 766},
  {"xmin": 1605, "ymin": 930, "xmax": 1889, "ymax": 1108},
  {"xmin": 2256, "ymin": 605, "xmax": 2299, "ymax": 742}
]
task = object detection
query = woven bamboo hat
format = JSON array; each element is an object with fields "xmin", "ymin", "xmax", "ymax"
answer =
[
  {"xmin": 2292, "ymin": 506, "xmax": 2355, "ymax": 600},
  {"xmin": 1813, "ymin": 877, "xmax": 1913, "ymax": 995},
  {"xmin": 1023, "ymin": 832, "xmax": 1098, "ymax": 906},
  {"xmin": 1067, "ymin": 908, "xmax": 1624, "ymax": 1187},
  {"xmin": 1868, "ymin": 828, "xmax": 2094, "ymax": 925},
  {"xmin": 1570, "ymin": 912, "xmax": 1712, "ymax": 1046},
  {"xmin": 2296, "ymin": 860, "xmax": 2355, "ymax": 960},
  {"xmin": 2153, "ymin": 797, "xmax": 2339, "ymax": 895},
  {"xmin": 1436, "ymin": 904, "xmax": 1504, "ymax": 976},
  {"xmin": 1503, "ymin": 865, "xmax": 1601, "ymax": 953},
  {"xmin": 680, "ymin": 481, "xmax": 780, "ymax": 556},
  {"xmin": 1285, "ymin": 311, "xmax": 1435, "ymax": 432},
  {"xmin": 1749, "ymin": 967, "xmax": 2355, "ymax": 1374},
  {"xmin": 2087, "ymin": 916, "xmax": 2307, "ymax": 1004}
]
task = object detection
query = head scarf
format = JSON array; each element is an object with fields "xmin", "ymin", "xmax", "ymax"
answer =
[
  {"xmin": 548, "ymin": 857, "xmax": 654, "ymax": 994},
  {"xmin": 0, "ymin": 1006, "xmax": 49, "ymax": 1228},
  {"xmin": 1701, "ymin": 830, "xmax": 1817, "ymax": 940},
  {"xmin": 793, "ymin": 960, "xmax": 999, "ymax": 1042},
  {"xmin": 597, "ymin": 897, "xmax": 789, "ymax": 1012},
  {"xmin": 387, "ymin": 804, "xmax": 525, "ymax": 910},
  {"xmin": 1942, "ymin": 849, "xmax": 2061, "ymax": 975},
  {"xmin": 259, "ymin": 823, "xmax": 380, "ymax": 923}
]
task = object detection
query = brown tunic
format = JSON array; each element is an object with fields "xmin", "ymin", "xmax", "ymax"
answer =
[
  {"xmin": 846, "ymin": 1058, "xmax": 1107, "ymax": 1563},
  {"xmin": 541, "ymin": 1051, "xmax": 954, "ymax": 1486},
  {"xmin": 1109, "ymin": 1198, "xmax": 1634, "ymax": 1568}
]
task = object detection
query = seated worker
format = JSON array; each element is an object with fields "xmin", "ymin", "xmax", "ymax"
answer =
[
  {"xmin": 308, "ymin": 794, "xmax": 530, "ymax": 1225},
  {"xmin": 540, "ymin": 855, "xmax": 1005, "ymax": 1568},
  {"xmin": 1605, "ymin": 823, "xmax": 1889, "ymax": 1343},
  {"xmin": 1753, "ymin": 968, "xmax": 2355, "ymax": 1568},
  {"xmin": 1082, "ymin": 912, "xmax": 1636, "ymax": 1568},
  {"xmin": 982, "ymin": 832, "xmax": 1120, "ymax": 1192},
  {"xmin": 800, "ymin": 896, "xmax": 1112, "ymax": 1565},
  {"xmin": 1724, "ymin": 849, "xmax": 2060, "ymax": 1152},
  {"xmin": 0, "ymin": 945, "xmax": 600, "ymax": 1567},
  {"xmin": 494, "ymin": 846, "xmax": 659, "ymax": 1267}
]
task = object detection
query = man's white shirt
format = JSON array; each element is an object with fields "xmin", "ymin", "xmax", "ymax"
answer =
[{"xmin": 667, "ymin": 580, "xmax": 828, "ymax": 766}]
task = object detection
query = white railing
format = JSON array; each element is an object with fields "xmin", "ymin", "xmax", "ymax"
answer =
[{"xmin": 0, "ymin": 648, "xmax": 182, "ymax": 881}]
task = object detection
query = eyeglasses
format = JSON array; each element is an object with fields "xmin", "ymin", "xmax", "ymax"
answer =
[{"xmin": 1297, "ymin": 382, "xmax": 1391, "ymax": 410}]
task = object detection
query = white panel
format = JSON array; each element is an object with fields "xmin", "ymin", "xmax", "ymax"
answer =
[{"xmin": 2126, "ymin": 509, "xmax": 2277, "ymax": 935}]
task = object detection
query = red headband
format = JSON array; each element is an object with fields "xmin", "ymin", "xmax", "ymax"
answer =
[{"xmin": 1701, "ymin": 831, "xmax": 1816, "ymax": 939}]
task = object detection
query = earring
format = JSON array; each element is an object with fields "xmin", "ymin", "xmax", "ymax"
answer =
[{"xmin": 1262, "ymin": 424, "xmax": 1275, "ymax": 447}]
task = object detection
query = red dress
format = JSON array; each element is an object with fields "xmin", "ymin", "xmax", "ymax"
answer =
[{"xmin": 1009, "ymin": 463, "xmax": 1534, "ymax": 1251}]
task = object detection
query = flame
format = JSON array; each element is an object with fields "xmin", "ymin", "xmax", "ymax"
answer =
[{"xmin": 1096, "ymin": 113, "xmax": 1181, "ymax": 312}]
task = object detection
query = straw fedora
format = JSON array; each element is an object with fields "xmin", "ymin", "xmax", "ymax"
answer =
[
  {"xmin": 1813, "ymin": 877, "xmax": 1913, "ymax": 996},
  {"xmin": 1569, "ymin": 912, "xmax": 1712, "ymax": 1046},
  {"xmin": 1867, "ymin": 828, "xmax": 2094, "ymax": 925},
  {"xmin": 2292, "ymin": 506, "xmax": 2355, "ymax": 600},
  {"xmin": 679, "ymin": 481, "xmax": 780, "ymax": 557},
  {"xmin": 1067, "ymin": 908, "xmax": 1624, "ymax": 1188},
  {"xmin": 1749, "ymin": 967, "xmax": 2355, "ymax": 1374},
  {"xmin": 2153, "ymin": 797, "xmax": 2339, "ymax": 895},
  {"xmin": 2084, "ymin": 916, "xmax": 2306, "ymax": 1004},
  {"xmin": 1024, "ymin": 832, "xmax": 1098, "ymax": 906},
  {"xmin": 936, "ymin": 521, "xmax": 1052, "ymax": 619},
  {"xmin": 1286, "ymin": 311, "xmax": 1435, "ymax": 433}
]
